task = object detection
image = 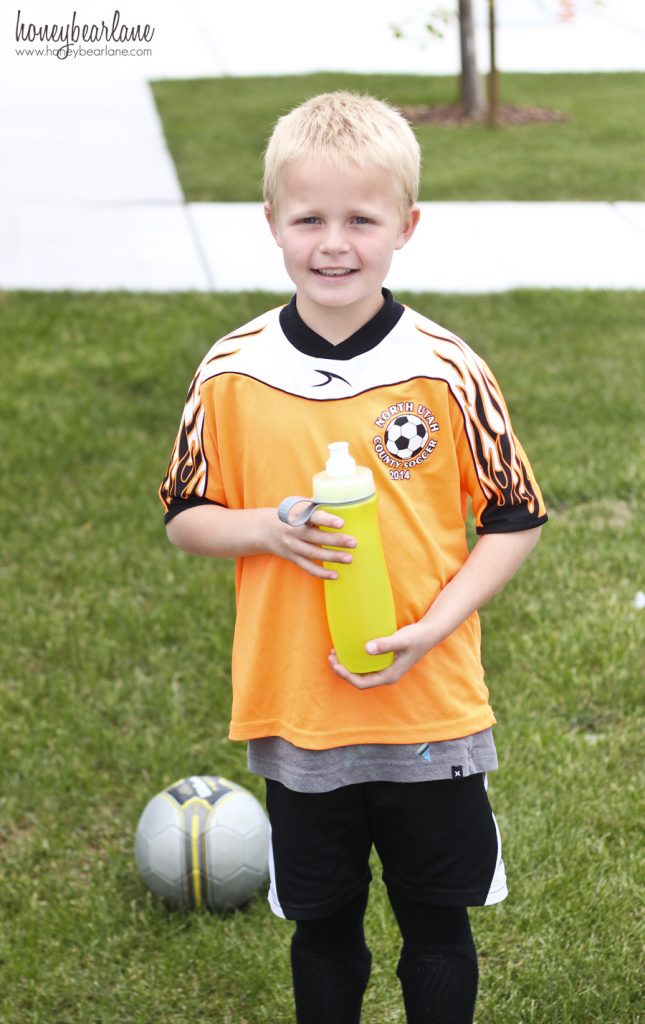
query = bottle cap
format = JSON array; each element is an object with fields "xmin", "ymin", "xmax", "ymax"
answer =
[
  {"xmin": 312, "ymin": 441, "xmax": 375, "ymax": 503},
  {"xmin": 325, "ymin": 441, "xmax": 356, "ymax": 477}
]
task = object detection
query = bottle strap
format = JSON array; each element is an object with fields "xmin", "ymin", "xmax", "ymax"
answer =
[
  {"xmin": 277, "ymin": 496, "xmax": 321, "ymax": 527},
  {"xmin": 277, "ymin": 493, "xmax": 375, "ymax": 527}
]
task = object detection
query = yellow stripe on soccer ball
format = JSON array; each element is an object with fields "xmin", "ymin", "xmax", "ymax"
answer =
[{"xmin": 191, "ymin": 813, "xmax": 203, "ymax": 910}]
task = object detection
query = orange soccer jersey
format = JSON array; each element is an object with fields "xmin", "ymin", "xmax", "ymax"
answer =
[{"xmin": 160, "ymin": 293, "xmax": 547, "ymax": 750}]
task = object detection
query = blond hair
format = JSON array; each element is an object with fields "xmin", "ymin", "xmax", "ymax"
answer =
[{"xmin": 263, "ymin": 91, "xmax": 421, "ymax": 218}]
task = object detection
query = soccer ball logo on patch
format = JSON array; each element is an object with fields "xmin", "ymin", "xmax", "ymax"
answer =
[{"xmin": 384, "ymin": 414, "xmax": 428, "ymax": 459}]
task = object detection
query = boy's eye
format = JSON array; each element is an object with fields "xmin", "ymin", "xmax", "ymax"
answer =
[
  {"xmin": 299, "ymin": 217, "xmax": 320, "ymax": 225},
  {"xmin": 352, "ymin": 216, "xmax": 371, "ymax": 225}
]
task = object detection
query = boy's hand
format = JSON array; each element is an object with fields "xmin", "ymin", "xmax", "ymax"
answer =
[
  {"xmin": 268, "ymin": 508, "xmax": 357, "ymax": 580},
  {"xmin": 328, "ymin": 621, "xmax": 433, "ymax": 690}
]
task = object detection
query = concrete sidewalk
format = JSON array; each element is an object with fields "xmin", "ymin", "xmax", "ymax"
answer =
[
  {"xmin": 4, "ymin": 197, "xmax": 645, "ymax": 293},
  {"xmin": 1, "ymin": 77, "xmax": 644, "ymax": 294},
  {"xmin": 192, "ymin": 202, "xmax": 645, "ymax": 294},
  {"xmin": 0, "ymin": 77, "xmax": 207, "ymax": 291}
]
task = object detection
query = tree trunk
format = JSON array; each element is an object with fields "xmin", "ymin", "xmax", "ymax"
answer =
[
  {"xmin": 487, "ymin": 0, "xmax": 499, "ymax": 125},
  {"xmin": 458, "ymin": 0, "xmax": 485, "ymax": 118}
]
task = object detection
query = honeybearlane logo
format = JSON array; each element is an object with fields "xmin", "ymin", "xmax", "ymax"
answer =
[
  {"xmin": 15, "ymin": 9, "xmax": 155, "ymax": 59},
  {"xmin": 372, "ymin": 400, "xmax": 440, "ymax": 479}
]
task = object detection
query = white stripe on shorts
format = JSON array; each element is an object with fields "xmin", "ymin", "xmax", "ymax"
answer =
[
  {"xmin": 484, "ymin": 810, "xmax": 508, "ymax": 905},
  {"xmin": 267, "ymin": 825, "xmax": 287, "ymax": 919}
]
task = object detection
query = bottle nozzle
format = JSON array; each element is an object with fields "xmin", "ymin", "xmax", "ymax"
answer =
[
  {"xmin": 326, "ymin": 441, "xmax": 356, "ymax": 477},
  {"xmin": 312, "ymin": 441, "xmax": 374, "ymax": 502}
]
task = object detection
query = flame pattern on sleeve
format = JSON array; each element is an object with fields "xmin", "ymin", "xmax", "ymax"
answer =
[
  {"xmin": 417, "ymin": 326, "xmax": 544, "ymax": 531},
  {"xmin": 159, "ymin": 370, "xmax": 208, "ymax": 513}
]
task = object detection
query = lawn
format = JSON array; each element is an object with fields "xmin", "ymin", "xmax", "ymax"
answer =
[
  {"xmin": 0, "ymin": 288, "xmax": 643, "ymax": 1022},
  {"xmin": 150, "ymin": 72, "xmax": 645, "ymax": 201}
]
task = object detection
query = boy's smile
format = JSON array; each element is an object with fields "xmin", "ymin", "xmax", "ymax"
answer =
[{"xmin": 265, "ymin": 158, "xmax": 419, "ymax": 343}]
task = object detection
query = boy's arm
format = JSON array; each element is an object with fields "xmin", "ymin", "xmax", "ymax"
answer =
[
  {"xmin": 329, "ymin": 526, "xmax": 542, "ymax": 690},
  {"xmin": 166, "ymin": 503, "xmax": 356, "ymax": 580}
]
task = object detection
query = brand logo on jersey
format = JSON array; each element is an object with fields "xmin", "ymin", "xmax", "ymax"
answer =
[
  {"xmin": 372, "ymin": 400, "xmax": 439, "ymax": 478},
  {"xmin": 313, "ymin": 369, "xmax": 351, "ymax": 387}
]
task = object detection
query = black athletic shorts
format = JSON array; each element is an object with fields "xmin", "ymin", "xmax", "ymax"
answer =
[{"xmin": 265, "ymin": 774, "xmax": 507, "ymax": 920}]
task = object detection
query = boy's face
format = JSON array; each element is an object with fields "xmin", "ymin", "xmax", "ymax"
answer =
[{"xmin": 265, "ymin": 158, "xmax": 419, "ymax": 338}]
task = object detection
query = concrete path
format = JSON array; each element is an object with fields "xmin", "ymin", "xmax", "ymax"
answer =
[
  {"xmin": 192, "ymin": 202, "xmax": 645, "ymax": 294},
  {"xmin": 5, "ymin": 193, "xmax": 644, "ymax": 292},
  {"xmin": 0, "ymin": 77, "xmax": 210, "ymax": 291},
  {"xmin": 1, "ymin": 0, "xmax": 644, "ymax": 292}
]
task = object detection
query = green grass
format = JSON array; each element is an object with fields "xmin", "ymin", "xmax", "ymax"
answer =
[
  {"xmin": 1, "ymin": 289, "xmax": 643, "ymax": 1023},
  {"xmin": 150, "ymin": 72, "xmax": 645, "ymax": 201}
]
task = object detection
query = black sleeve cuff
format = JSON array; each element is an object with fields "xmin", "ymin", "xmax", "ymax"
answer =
[
  {"xmin": 163, "ymin": 495, "xmax": 225, "ymax": 525},
  {"xmin": 476, "ymin": 512, "xmax": 548, "ymax": 535}
]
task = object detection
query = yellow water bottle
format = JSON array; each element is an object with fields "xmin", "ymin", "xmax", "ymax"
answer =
[{"xmin": 313, "ymin": 442, "xmax": 397, "ymax": 674}]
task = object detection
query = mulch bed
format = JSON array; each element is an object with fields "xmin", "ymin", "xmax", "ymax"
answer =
[{"xmin": 401, "ymin": 103, "xmax": 569, "ymax": 126}]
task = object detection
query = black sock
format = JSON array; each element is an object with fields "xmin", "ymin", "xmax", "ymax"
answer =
[
  {"xmin": 290, "ymin": 890, "xmax": 372, "ymax": 1024},
  {"xmin": 396, "ymin": 942, "xmax": 478, "ymax": 1024},
  {"xmin": 389, "ymin": 893, "xmax": 478, "ymax": 1024}
]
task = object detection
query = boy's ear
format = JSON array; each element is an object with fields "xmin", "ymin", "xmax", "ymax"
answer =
[
  {"xmin": 264, "ymin": 202, "xmax": 282, "ymax": 247},
  {"xmin": 394, "ymin": 205, "xmax": 421, "ymax": 250}
]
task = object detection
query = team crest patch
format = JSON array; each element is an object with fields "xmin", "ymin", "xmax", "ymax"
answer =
[{"xmin": 372, "ymin": 400, "xmax": 440, "ymax": 479}]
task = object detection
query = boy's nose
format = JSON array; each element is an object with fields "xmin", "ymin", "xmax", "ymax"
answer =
[{"xmin": 320, "ymin": 226, "xmax": 350, "ymax": 254}]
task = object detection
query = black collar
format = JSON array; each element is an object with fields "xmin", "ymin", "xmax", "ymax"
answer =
[{"xmin": 279, "ymin": 288, "xmax": 404, "ymax": 361}]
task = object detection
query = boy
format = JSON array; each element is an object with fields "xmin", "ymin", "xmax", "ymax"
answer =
[{"xmin": 160, "ymin": 92, "xmax": 547, "ymax": 1024}]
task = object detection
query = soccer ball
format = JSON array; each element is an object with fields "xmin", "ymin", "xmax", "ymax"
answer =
[
  {"xmin": 384, "ymin": 414, "xmax": 428, "ymax": 459},
  {"xmin": 135, "ymin": 775, "xmax": 270, "ymax": 912}
]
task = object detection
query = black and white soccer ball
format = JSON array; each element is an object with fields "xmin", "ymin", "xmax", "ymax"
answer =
[
  {"xmin": 135, "ymin": 775, "xmax": 270, "ymax": 912},
  {"xmin": 384, "ymin": 414, "xmax": 428, "ymax": 459}
]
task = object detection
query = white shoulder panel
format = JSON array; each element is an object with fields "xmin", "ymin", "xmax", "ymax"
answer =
[{"xmin": 193, "ymin": 306, "xmax": 499, "ymax": 416}]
